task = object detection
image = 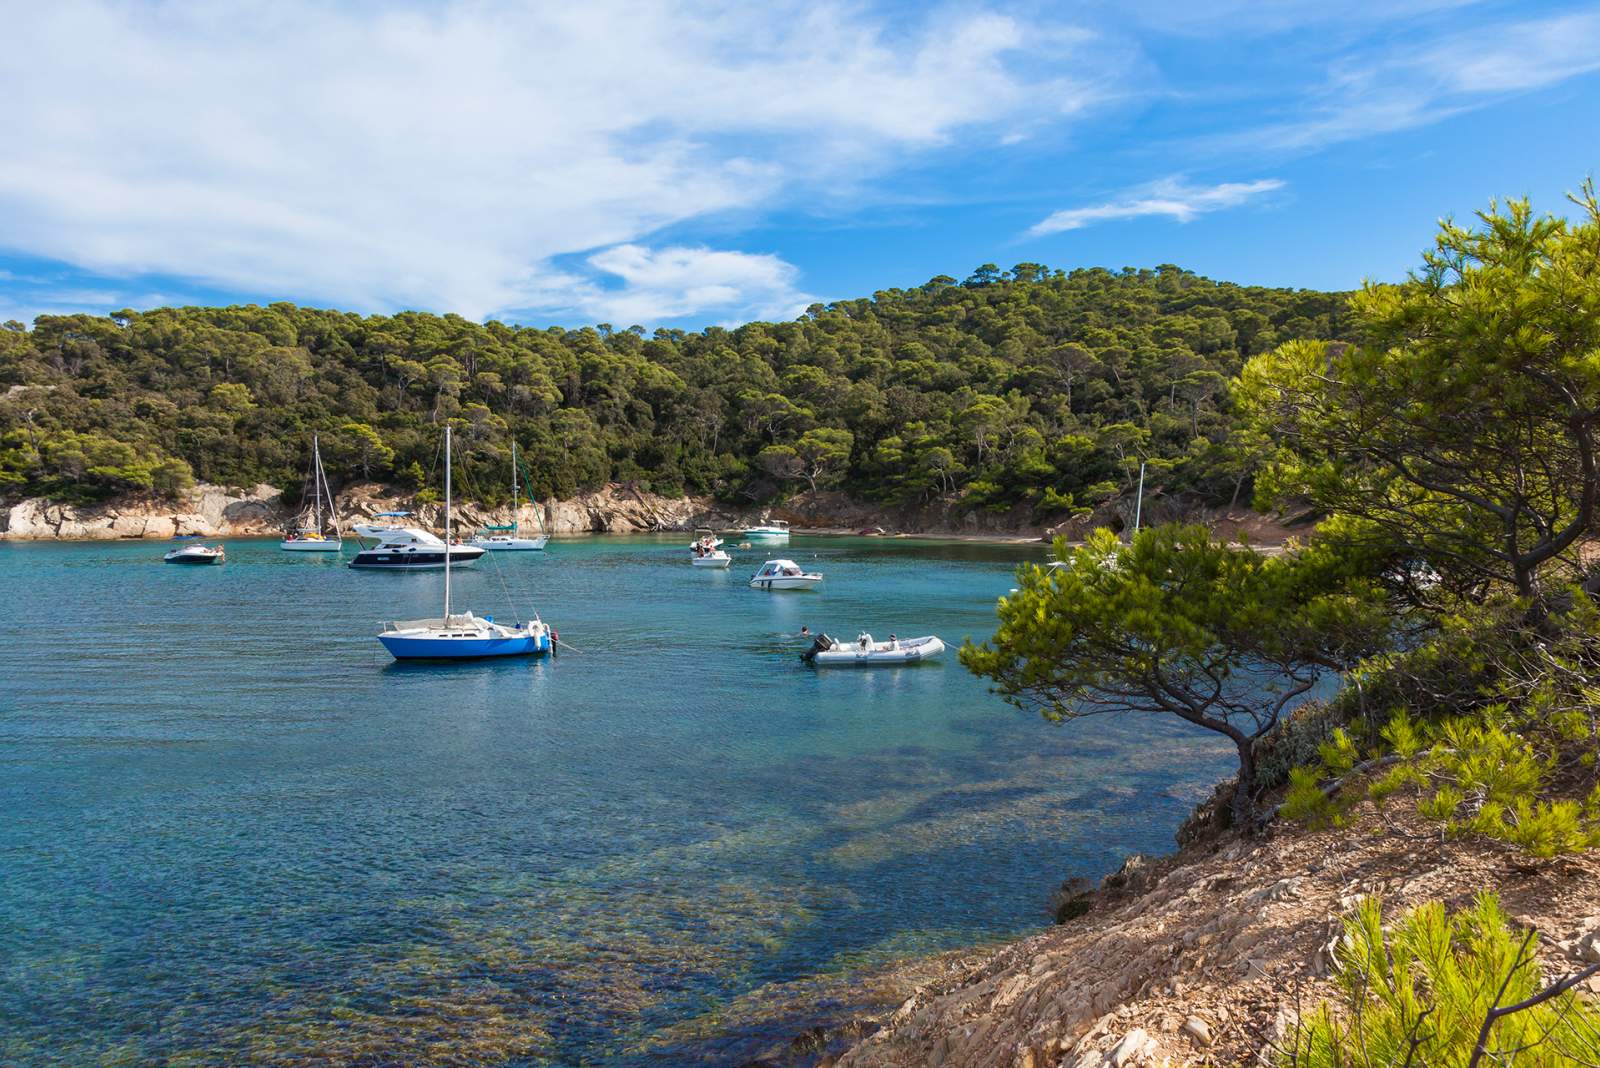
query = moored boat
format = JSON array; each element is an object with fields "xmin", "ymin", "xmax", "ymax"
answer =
[
  {"xmin": 743, "ymin": 520, "xmax": 790, "ymax": 541},
  {"xmin": 348, "ymin": 527, "xmax": 485, "ymax": 570},
  {"xmin": 281, "ymin": 432, "xmax": 343, "ymax": 552},
  {"xmin": 376, "ymin": 426, "xmax": 554, "ymax": 660},
  {"xmin": 469, "ymin": 441, "xmax": 549, "ymax": 551},
  {"xmin": 691, "ymin": 549, "xmax": 732, "ymax": 568},
  {"xmin": 690, "ymin": 528, "xmax": 723, "ymax": 551},
  {"xmin": 802, "ymin": 632, "xmax": 944, "ymax": 666},
  {"xmin": 749, "ymin": 558, "xmax": 821, "ymax": 590},
  {"xmin": 164, "ymin": 543, "xmax": 225, "ymax": 565}
]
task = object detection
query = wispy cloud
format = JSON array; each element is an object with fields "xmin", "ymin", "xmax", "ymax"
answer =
[
  {"xmin": 0, "ymin": 0, "xmax": 1110, "ymax": 326},
  {"xmin": 1026, "ymin": 177, "xmax": 1284, "ymax": 237},
  {"xmin": 553, "ymin": 245, "xmax": 812, "ymax": 326},
  {"xmin": 1246, "ymin": 10, "xmax": 1600, "ymax": 150}
]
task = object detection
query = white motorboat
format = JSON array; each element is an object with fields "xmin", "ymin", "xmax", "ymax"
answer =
[
  {"xmin": 348, "ymin": 526, "xmax": 485, "ymax": 570},
  {"xmin": 691, "ymin": 549, "xmax": 732, "ymax": 568},
  {"xmin": 749, "ymin": 558, "xmax": 821, "ymax": 590},
  {"xmin": 469, "ymin": 441, "xmax": 549, "ymax": 551},
  {"xmin": 355, "ymin": 512, "xmax": 417, "ymax": 539},
  {"xmin": 375, "ymin": 426, "xmax": 554, "ymax": 661},
  {"xmin": 164, "ymin": 543, "xmax": 225, "ymax": 565},
  {"xmin": 743, "ymin": 520, "xmax": 790, "ymax": 541},
  {"xmin": 281, "ymin": 432, "xmax": 342, "ymax": 552},
  {"xmin": 690, "ymin": 528, "xmax": 723, "ymax": 551},
  {"xmin": 802, "ymin": 632, "xmax": 945, "ymax": 666}
]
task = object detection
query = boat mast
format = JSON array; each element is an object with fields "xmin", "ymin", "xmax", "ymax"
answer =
[
  {"xmin": 443, "ymin": 425, "xmax": 452, "ymax": 621},
  {"xmin": 312, "ymin": 433, "xmax": 323, "ymax": 534},
  {"xmin": 1132, "ymin": 460, "xmax": 1146, "ymax": 536},
  {"xmin": 316, "ymin": 441, "xmax": 339, "ymax": 538},
  {"xmin": 511, "ymin": 441, "xmax": 519, "ymax": 528}
]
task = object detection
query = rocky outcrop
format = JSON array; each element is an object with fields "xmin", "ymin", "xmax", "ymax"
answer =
[
  {"xmin": 1, "ymin": 481, "xmax": 1307, "ymax": 544},
  {"xmin": 1, "ymin": 482, "xmax": 731, "ymax": 539},
  {"xmin": 831, "ymin": 807, "xmax": 1600, "ymax": 1068},
  {"xmin": 2, "ymin": 483, "xmax": 286, "ymax": 540}
]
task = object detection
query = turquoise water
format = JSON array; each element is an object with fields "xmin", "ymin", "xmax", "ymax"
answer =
[{"xmin": 0, "ymin": 535, "xmax": 1230, "ymax": 1065}]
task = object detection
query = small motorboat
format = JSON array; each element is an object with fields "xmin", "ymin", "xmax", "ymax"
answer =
[
  {"xmin": 743, "ymin": 520, "xmax": 790, "ymax": 541},
  {"xmin": 802, "ymin": 632, "xmax": 944, "ymax": 666},
  {"xmin": 690, "ymin": 528, "xmax": 723, "ymax": 551},
  {"xmin": 164, "ymin": 543, "xmax": 225, "ymax": 565},
  {"xmin": 692, "ymin": 548, "xmax": 732, "ymax": 568},
  {"xmin": 749, "ymin": 559, "xmax": 821, "ymax": 590}
]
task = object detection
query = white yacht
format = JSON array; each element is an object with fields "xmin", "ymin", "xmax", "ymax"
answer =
[
  {"xmin": 743, "ymin": 520, "xmax": 790, "ymax": 541},
  {"xmin": 749, "ymin": 559, "xmax": 822, "ymax": 590},
  {"xmin": 469, "ymin": 441, "xmax": 549, "ymax": 551},
  {"xmin": 348, "ymin": 525, "xmax": 485, "ymax": 570},
  {"xmin": 281, "ymin": 432, "xmax": 342, "ymax": 552}
]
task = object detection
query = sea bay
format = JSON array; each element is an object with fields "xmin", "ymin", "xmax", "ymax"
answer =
[{"xmin": 0, "ymin": 535, "xmax": 1231, "ymax": 1065}]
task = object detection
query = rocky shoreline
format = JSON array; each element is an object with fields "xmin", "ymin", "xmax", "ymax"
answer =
[
  {"xmin": 0, "ymin": 482, "xmax": 1303, "ymax": 545},
  {"xmin": 709, "ymin": 805, "xmax": 1600, "ymax": 1068}
]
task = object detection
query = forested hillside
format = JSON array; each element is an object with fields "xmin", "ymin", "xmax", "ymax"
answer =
[{"xmin": 0, "ymin": 264, "xmax": 1345, "ymax": 512}]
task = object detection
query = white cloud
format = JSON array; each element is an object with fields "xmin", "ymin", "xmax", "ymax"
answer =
[
  {"xmin": 1246, "ymin": 10, "xmax": 1600, "ymax": 150},
  {"xmin": 570, "ymin": 245, "xmax": 812, "ymax": 326},
  {"xmin": 0, "ymin": 0, "xmax": 1108, "ymax": 325},
  {"xmin": 1026, "ymin": 177, "xmax": 1284, "ymax": 237}
]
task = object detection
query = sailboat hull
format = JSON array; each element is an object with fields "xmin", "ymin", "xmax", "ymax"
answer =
[
  {"xmin": 470, "ymin": 535, "xmax": 548, "ymax": 551},
  {"xmin": 280, "ymin": 538, "xmax": 342, "ymax": 552},
  {"xmin": 378, "ymin": 631, "xmax": 551, "ymax": 660}
]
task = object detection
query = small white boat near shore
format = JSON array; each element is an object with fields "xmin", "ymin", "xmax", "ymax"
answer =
[
  {"xmin": 690, "ymin": 528, "xmax": 723, "ymax": 551},
  {"xmin": 743, "ymin": 520, "xmax": 790, "ymax": 541},
  {"xmin": 802, "ymin": 632, "xmax": 944, "ymax": 666},
  {"xmin": 468, "ymin": 441, "xmax": 549, "ymax": 551},
  {"xmin": 281, "ymin": 432, "xmax": 342, "ymax": 552},
  {"xmin": 691, "ymin": 549, "xmax": 732, "ymax": 568},
  {"xmin": 749, "ymin": 559, "xmax": 821, "ymax": 590},
  {"xmin": 165, "ymin": 543, "xmax": 225, "ymax": 565}
]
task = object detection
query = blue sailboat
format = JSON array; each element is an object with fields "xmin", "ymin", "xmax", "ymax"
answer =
[{"xmin": 376, "ymin": 426, "xmax": 553, "ymax": 660}]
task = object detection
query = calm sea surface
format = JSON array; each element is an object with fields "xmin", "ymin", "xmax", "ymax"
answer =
[{"xmin": 0, "ymin": 535, "xmax": 1230, "ymax": 1065}]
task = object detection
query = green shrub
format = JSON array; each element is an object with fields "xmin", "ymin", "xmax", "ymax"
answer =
[{"xmin": 1284, "ymin": 894, "xmax": 1600, "ymax": 1067}]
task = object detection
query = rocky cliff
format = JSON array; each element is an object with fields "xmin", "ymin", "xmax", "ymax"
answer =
[
  {"xmin": 0, "ymin": 482, "xmax": 734, "ymax": 540},
  {"xmin": 815, "ymin": 806, "xmax": 1600, "ymax": 1068},
  {"xmin": 1, "ymin": 482, "xmax": 1303, "ymax": 545}
]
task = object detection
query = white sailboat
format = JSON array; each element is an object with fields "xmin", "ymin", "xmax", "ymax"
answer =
[
  {"xmin": 281, "ymin": 433, "xmax": 342, "ymax": 552},
  {"xmin": 470, "ymin": 441, "xmax": 549, "ymax": 551},
  {"xmin": 377, "ymin": 426, "xmax": 553, "ymax": 660}
]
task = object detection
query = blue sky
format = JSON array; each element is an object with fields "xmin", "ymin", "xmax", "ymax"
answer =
[{"xmin": 2, "ymin": 0, "xmax": 1597, "ymax": 330}]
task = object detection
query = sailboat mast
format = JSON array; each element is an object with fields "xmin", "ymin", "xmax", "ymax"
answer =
[
  {"xmin": 1132, "ymin": 461, "xmax": 1146, "ymax": 536},
  {"xmin": 312, "ymin": 433, "xmax": 323, "ymax": 533},
  {"xmin": 511, "ymin": 441, "xmax": 519, "ymax": 514},
  {"xmin": 443, "ymin": 425, "xmax": 452, "ymax": 621}
]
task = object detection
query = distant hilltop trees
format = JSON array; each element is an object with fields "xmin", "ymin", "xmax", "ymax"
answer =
[{"xmin": 0, "ymin": 264, "xmax": 1344, "ymax": 511}]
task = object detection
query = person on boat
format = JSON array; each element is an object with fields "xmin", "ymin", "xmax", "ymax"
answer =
[{"xmin": 888, "ymin": 633, "xmax": 898, "ymax": 649}]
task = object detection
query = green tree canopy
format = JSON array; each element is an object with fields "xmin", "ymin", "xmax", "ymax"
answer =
[
  {"xmin": 1240, "ymin": 187, "xmax": 1600, "ymax": 607},
  {"xmin": 962, "ymin": 525, "xmax": 1389, "ymax": 820}
]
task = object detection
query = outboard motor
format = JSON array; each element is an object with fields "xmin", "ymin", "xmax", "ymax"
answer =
[{"xmin": 800, "ymin": 633, "xmax": 833, "ymax": 664}]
